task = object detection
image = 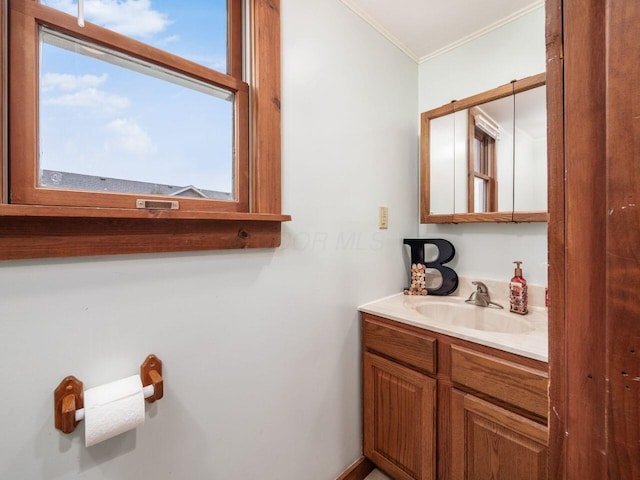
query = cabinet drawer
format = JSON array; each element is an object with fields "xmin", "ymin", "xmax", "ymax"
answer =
[
  {"xmin": 451, "ymin": 345, "xmax": 548, "ymax": 418},
  {"xmin": 363, "ymin": 317, "xmax": 436, "ymax": 374}
]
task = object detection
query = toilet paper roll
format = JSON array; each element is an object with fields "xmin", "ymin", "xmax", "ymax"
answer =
[{"xmin": 84, "ymin": 374, "xmax": 145, "ymax": 447}]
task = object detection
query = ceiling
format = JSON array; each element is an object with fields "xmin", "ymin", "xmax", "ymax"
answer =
[{"xmin": 340, "ymin": 0, "xmax": 544, "ymax": 63}]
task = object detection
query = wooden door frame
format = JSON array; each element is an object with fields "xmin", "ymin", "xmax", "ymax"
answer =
[
  {"xmin": 547, "ymin": 0, "xmax": 607, "ymax": 477},
  {"xmin": 546, "ymin": 0, "xmax": 567, "ymax": 476},
  {"xmin": 548, "ymin": 0, "xmax": 640, "ymax": 478}
]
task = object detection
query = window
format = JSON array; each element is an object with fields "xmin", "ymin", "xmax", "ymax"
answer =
[
  {"xmin": 0, "ymin": 0, "xmax": 288, "ymax": 259},
  {"xmin": 468, "ymin": 107, "xmax": 498, "ymax": 213},
  {"xmin": 38, "ymin": 28, "xmax": 236, "ymax": 202}
]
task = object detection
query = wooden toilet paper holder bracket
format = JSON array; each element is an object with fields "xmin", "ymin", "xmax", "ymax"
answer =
[
  {"xmin": 54, "ymin": 375, "xmax": 84, "ymax": 434},
  {"xmin": 54, "ymin": 354, "xmax": 164, "ymax": 434},
  {"xmin": 140, "ymin": 354, "xmax": 163, "ymax": 403}
]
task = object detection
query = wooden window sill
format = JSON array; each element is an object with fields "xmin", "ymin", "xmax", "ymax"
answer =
[{"xmin": 0, "ymin": 205, "xmax": 291, "ymax": 260}]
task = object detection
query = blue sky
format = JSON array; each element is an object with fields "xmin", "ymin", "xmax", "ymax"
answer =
[{"xmin": 39, "ymin": 0, "xmax": 234, "ymax": 196}]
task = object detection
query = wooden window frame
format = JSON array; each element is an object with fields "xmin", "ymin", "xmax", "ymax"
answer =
[
  {"xmin": 467, "ymin": 110, "xmax": 498, "ymax": 213},
  {"xmin": 0, "ymin": 0, "xmax": 289, "ymax": 260}
]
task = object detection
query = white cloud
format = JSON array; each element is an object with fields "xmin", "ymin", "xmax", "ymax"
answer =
[
  {"xmin": 104, "ymin": 118, "xmax": 157, "ymax": 156},
  {"xmin": 41, "ymin": 73, "xmax": 107, "ymax": 92},
  {"xmin": 44, "ymin": 88, "xmax": 131, "ymax": 115},
  {"xmin": 183, "ymin": 54, "xmax": 226, "ymax": 72},
  {"xmin": 41, "ymin": 73, "xmax": 131, "ymax": 115},
  {"xmin": 43, "ymin": 0, "xmax": 171, "ymax": 38},
  {"xmin": 41, "ymin": 0, "xmax": 76, "ymax": 16},
  {"xmin": 156, "ymin": 34, "xmax": 180, "ymax": 47}
]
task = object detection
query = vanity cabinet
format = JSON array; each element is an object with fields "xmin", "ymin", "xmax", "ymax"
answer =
[
  {"xmin": 361, "ymin": 313, "xmax": 548, "ymax": 480},
  {"xmin": 450, "ymin": 390, "xmax": 548, "ymax": 480},
  {"xmin": 449, "ymin": 345, "xmax": 549, "ymax": 480},
  {"xmin": 363, "ymin": 318, "xmax": 438, "ymax": 480},
  {"xmin": 363, "ymin": 353, "xmax": 436, "ymax": 480}
]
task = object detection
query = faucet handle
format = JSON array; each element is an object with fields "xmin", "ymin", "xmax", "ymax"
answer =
[
  {"xmin": 472, "ymin": 281, "xmax": 489, "ymax": 294},
  {"xmin": 467, "ymin": 281, "xmax": 504, "ymax": 309}
]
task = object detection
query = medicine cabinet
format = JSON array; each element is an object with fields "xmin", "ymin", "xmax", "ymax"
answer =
[{"xmin": 420, "ymin": 73, "xmax": 547, "ymax": 223}]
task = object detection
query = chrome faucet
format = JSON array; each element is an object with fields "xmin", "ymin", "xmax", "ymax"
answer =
[{"xmin": 465, "ymin": 281, "xmax": 504, "ymax": 309}]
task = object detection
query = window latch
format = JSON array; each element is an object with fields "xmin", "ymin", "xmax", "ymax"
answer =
[{"xmin": 136, "ymin": 199, "xmax": 179, "ymax": 210}]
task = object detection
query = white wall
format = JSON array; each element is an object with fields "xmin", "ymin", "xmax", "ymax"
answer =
[
  {"xmin": 418, "ymin": 7, "xmax": 546, "ymax": 112},
  {"xmin": 418, "ymin": 7, "xmax": 548, "ymax": 286},
  {"xmin": 0, "ymin": 1, "xmax": 418, "ymax": 479}
]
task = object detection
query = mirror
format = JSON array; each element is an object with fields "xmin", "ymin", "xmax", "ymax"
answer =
[
  {"xmin": 513, "ymin": 86, "xmax": 548, "ymax": 212},
  {"xmin": 420, "ymin": 73, "xmax": 547, "ymax": 223}
]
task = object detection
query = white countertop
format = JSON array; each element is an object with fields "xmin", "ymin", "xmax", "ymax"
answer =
[{"xmin": 359, "ymin": 293, "xmax": 548, "ymax": 362}]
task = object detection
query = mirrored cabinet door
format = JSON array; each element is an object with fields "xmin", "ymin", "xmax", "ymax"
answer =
[
  {"xmin": 513, "ymin": 85, "xmax": 548, "ymax": 213},
  {"xmin": 420, "ymin": 73, "xmax": 547, "ymax": 224},
  {"xmin": 429, "ymin": 113, "xmax": 456, "ymax": 215},
  {"xmin": 463, "ymin": 95, "xmax": 514, "ymax": 214}
]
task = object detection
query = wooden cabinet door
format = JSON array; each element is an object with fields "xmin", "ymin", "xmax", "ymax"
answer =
[
  {"xmin": 451, "ymin": 389, "xmax": 548, "ymax": 480},
  {"xmin": 364, "ymin": 352, "xmax": 436, "ymax": 480}
]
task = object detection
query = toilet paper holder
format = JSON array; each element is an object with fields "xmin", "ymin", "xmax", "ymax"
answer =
[{"xmin": 54, "ymin": 354, "xmax": 164, "ymax": 434}]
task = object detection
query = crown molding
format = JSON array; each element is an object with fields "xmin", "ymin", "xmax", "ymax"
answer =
[
  {"xmin": 339, "ymin": 0, "xmax": 420, "ymax": 62},
  {"xmin": 339, "ymin": 0, "xmax": 544, "ymax": 65},
  {"xmin": 418, "ymin": 1, "xmax": 544, "ymax": 63}
]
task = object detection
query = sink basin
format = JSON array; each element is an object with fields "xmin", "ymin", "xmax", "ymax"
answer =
[
  {"xmin": 359, "ymin": 293, "xmax": 548, "ymax": 361},
  {"xmin": 411, "ymin": 302, "xmax": 532, "ymax": 334}
]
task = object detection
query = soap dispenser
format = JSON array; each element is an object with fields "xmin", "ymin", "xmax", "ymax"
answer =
[{"xmin": 509, "ymin": 261, "xmax": 528, "ymax": 315}]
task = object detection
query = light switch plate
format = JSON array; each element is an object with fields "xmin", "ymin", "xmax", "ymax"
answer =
[{"xmin": 379, "ymin": 206, "xmax": 388, "ymax": 229}]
